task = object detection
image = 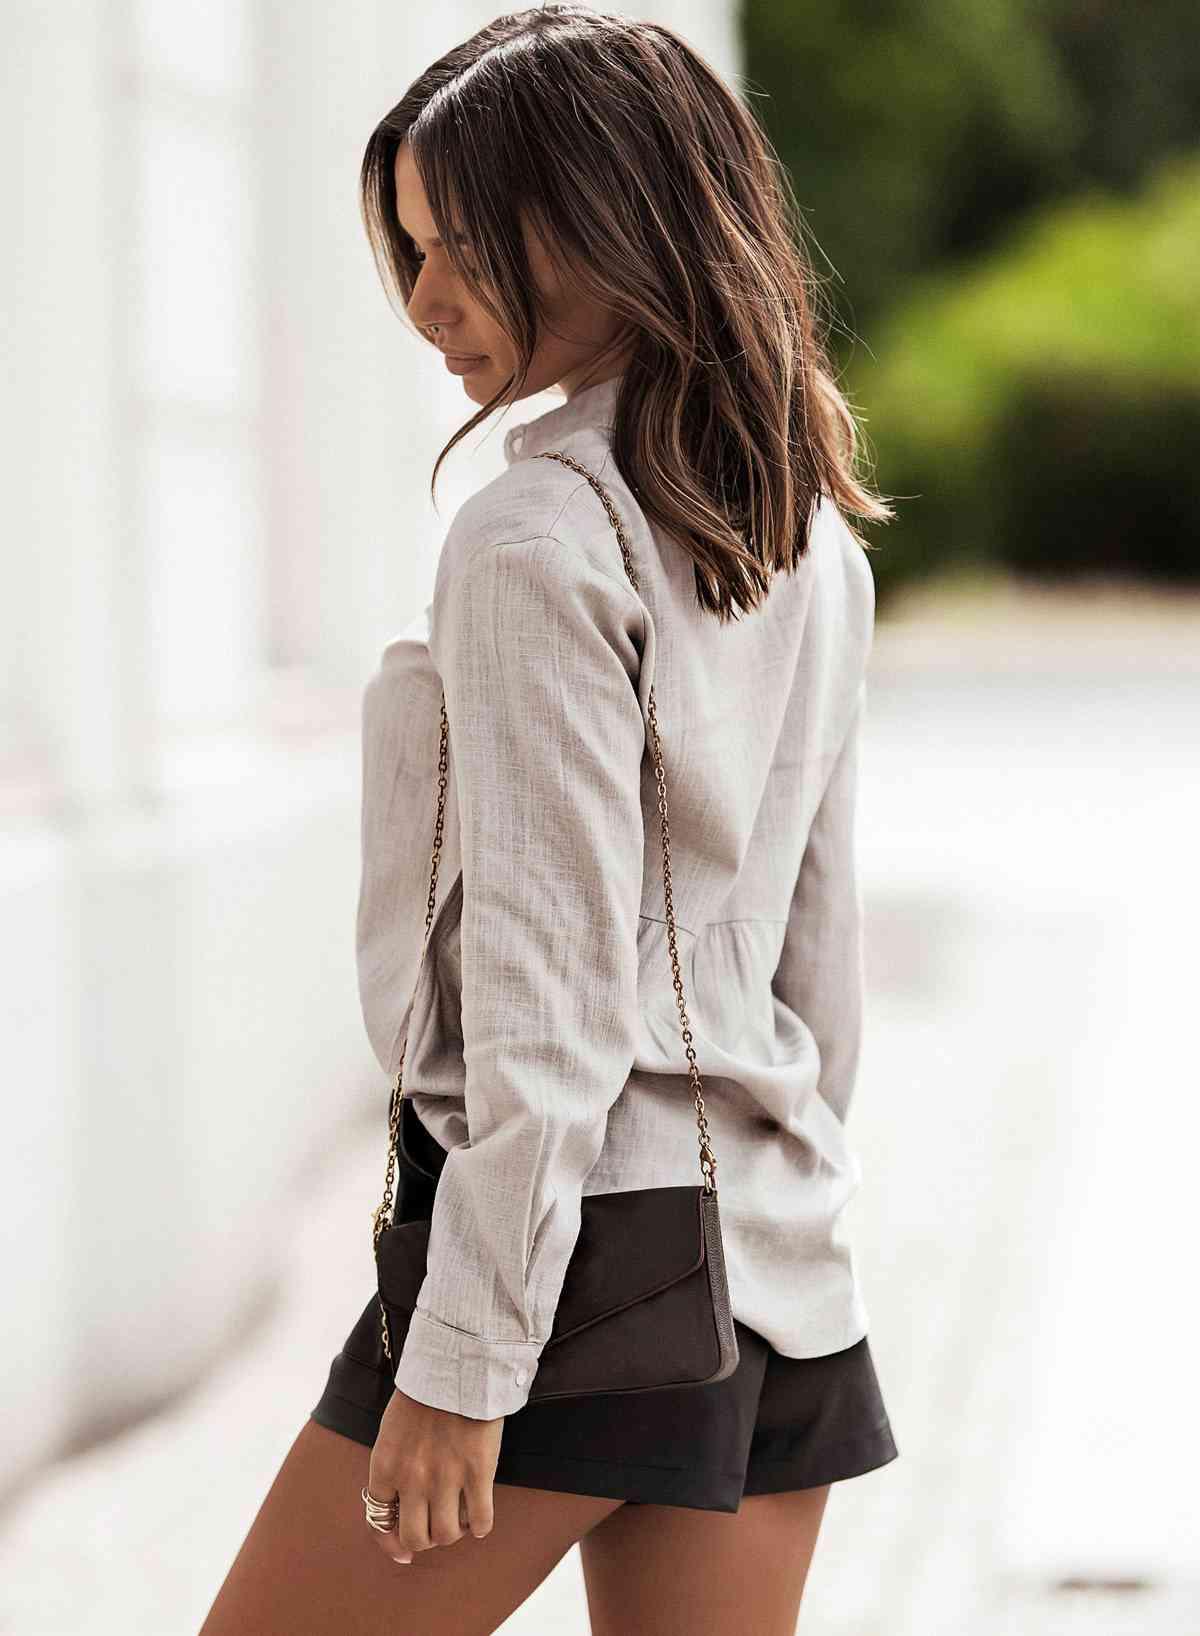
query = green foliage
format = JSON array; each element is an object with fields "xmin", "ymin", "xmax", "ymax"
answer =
[
  {"xmin": 742, "ymin": 0, "xmax": 1200, "ymax": 337},
  {"xmin": 741, "ymin": 0, "xmax": 1074, "ymax": 333},
  {"xmin": 850, "ymin": 155, "xmax": 1200, "ymax": 600},
  {"xmin": 988, "ymin": 376, "xmax": 1200, "ymax": 581},
  {"xmin": 1042, "ymin": 1, "xmax": 1200, "ymax": 191}
]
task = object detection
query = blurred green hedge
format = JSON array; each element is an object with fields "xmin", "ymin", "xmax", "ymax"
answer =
[
  {"xmin": 745, "ymin": 0, "xmax": 1200, "ymax": 336},
  {"xmin": 850, "ymin": 154, "xmax": 1200, "ymax": 602}
]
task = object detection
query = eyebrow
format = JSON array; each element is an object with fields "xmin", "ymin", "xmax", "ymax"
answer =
[{"xmin": 395, "ymin": 220, "xmax": 472, "ymax": 249}]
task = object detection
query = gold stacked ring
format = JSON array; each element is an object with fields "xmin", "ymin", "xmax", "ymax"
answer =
[{"xmin": 362, "ymin": 1485, "xmax": 399, "ymax": 1533}]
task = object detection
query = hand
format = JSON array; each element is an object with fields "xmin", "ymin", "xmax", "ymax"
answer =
[{"xmin": 366, "ymin": 1387, "xmax": 505, "ymax": 1564}]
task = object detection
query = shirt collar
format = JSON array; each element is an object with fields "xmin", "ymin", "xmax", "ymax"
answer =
[{"xmin": 502, "ymin": 373, "xmax": 623, "ymax": 466}]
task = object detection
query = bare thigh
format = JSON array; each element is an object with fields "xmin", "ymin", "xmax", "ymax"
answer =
[
  {"xmin": 580, "ymin": 1484, "xmax": 832, "ymax": 1636},
  {"xmin": 198, "ymin": 1417, "xmax": 626, "ymax": 1636}
]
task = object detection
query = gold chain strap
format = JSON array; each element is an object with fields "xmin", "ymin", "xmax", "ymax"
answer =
[{"xmin": 372, "ymin": 449, "xmax": 717, "ymax": 1362}]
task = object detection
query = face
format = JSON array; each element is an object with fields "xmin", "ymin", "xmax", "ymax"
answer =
[{"xmin": 393, "ymin": 140, "xmax": 632, "ymax": 406}]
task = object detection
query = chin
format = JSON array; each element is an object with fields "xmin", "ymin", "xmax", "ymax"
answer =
[{"xmin": 461, "ymin": 365, "xmax": 495, "ymax": 398}]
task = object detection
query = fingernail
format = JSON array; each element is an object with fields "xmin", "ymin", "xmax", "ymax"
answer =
[{"xmin": 392, "ymin": 1555, "xmax": 411, "ymax": 1565}]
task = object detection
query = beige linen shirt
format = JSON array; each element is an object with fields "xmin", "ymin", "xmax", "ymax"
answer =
[{"xmin": 357, "ymin": 372, "xmax": 876, "ymax": 1421}]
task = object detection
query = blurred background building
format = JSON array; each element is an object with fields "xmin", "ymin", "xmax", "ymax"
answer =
[{"xmin": 1, "ymin": 1, "xmax": 1197, "ymax": 1631}]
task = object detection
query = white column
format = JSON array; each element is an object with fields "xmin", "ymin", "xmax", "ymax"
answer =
[{"xmin": 0, "ymin": 0, "xmax": 130, "ymax": 1485}]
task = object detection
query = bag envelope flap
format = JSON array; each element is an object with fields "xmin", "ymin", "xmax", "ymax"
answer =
[{"xmin": 376, "ymin": 1185, "xmax": 707, "ymax": 1348}]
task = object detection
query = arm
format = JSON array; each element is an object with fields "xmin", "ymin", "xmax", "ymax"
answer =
[
  {"xmin": 771, "ymin": 680, "xmax": 867, "ymax": 1129},
  {"xmin": 392, "ymin": 533, "xmax": 647, "ymax": 1421}
]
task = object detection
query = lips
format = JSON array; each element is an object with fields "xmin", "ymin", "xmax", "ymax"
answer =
[{"xmin": 443, "ymin": 352, "xmax": 487, "ymax": 376}]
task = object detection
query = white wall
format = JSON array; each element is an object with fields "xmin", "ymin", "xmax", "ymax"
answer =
[{"xmin": 0, "ymin": 0, "xmax": 740, "ymax": 1497}]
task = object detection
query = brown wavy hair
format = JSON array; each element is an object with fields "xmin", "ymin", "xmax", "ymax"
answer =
[{"xmin": 360, "ymin": 4, "xmax": 893, "ymax": 621}]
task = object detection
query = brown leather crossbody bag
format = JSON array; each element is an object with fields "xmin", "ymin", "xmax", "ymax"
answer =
[{"xmin": 369, "ymin": 449, "xmax": 740, "ymax": 1404}]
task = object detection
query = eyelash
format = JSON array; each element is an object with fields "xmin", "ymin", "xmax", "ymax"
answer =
[{"xmin": 411, "ymin": 249, "xmax": 479, "ymax": 279}]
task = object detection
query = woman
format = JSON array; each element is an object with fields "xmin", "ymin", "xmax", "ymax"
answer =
[{"xmin": 200, "ymin": 7, "xmax": 898, "ymax": 1633}]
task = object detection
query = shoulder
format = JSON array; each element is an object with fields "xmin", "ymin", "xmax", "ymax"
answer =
[
  {"xmin": 433, "ymin": 431, "xmax": 643, "ymax": 616},
  {"xmin": 811, "ymin": 495, "xmax": 876, "ymax": 651}
]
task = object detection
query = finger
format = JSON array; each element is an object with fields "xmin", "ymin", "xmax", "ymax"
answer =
[
  {"xmin": 428, "ymin": 1480, "xmax": 467, "ymax": 1549},
  {"xmin": 385, "ymin": 1530, "xmax": 412, "ymax": 1565},
  {"xmin": 365, "ymin": 1452, "xmax": 410, "ymax": 1564},
  {"xmin": 395, "ymin": 1485, "xmax": 432, "ymax": 1555},
  {"xmin": 463, "ymin": 1473, "xmax": 495, "ymax": 1540},
  {"xmin": 363, "ymin": 1494, "xmax": 410, "ymax": 1564},
  {"xmin": 379, "ymin": 1526, "xmax": 412, "ymax": 1566}
]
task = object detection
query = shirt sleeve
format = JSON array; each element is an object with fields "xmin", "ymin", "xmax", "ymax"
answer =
[
  {"xmin": 390, "ymin": 533, "xmax": 648, "ymax": 1420},
  {"xmin": 771, "ymin": 679, "xmax": 867, "ymax": 1129}
]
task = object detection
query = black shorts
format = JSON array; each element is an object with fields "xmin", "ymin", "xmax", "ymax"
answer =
[{"xmin": 310, "ymin": 1108, "xmax": 899, "ymax": 1515}]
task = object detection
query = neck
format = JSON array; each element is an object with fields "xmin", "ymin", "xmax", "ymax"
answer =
[{"xmin": 559, "ymin": 353, "xmax": 632, "ymax": 402}]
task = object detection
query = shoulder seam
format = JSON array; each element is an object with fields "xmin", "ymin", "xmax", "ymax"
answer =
[
  {"xmin": 466, "ymin": 531, "xmax": 647, "ymax": 620},
  {"xmin": 450, "ymin": 453, "xmax": 645, "ymax": 612},
  {"xmin": 541, "ymin": 450, "xmax": 642, "ymax": 607}
]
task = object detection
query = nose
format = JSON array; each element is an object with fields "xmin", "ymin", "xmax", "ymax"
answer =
[{"xmin": 406, "ymin": 267, "xmax": 460, "ymax": 341}]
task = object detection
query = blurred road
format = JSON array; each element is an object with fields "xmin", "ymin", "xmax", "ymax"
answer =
[
  {"xmin": 813, "ymin": 576, "xmax": 1200, "ymax": 1635},
  {"xmin": 1, "ymin": 576, "xmax": 1197, "ymax": 1635}
]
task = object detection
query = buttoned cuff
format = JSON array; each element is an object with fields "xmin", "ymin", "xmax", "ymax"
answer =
[{"xmin": 392, "ymin": 1307, "xmax": 545, "ymax": 1420}]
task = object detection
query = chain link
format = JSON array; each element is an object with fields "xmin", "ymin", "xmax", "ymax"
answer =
[{"xmin": 372, "ymin": 449, "xmax": 718, "ymax": 1362}]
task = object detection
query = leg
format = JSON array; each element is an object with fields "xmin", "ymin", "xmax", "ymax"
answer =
[
  {"xmin": 199, "ymin": 1417, "xmax": 626, "ymax": 1636},
  {"xmin": 580, "ymin": 1483, "xmax": 831, "ymax": 1636}
]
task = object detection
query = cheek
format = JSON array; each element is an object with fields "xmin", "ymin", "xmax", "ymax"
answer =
[
  {"xmin": 535, "ymin": 266, "xmax": 571, "ymax": 323},
  {"xmin": 459, "ymin": 287, "xmax": 507, "ymax": 346}
]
